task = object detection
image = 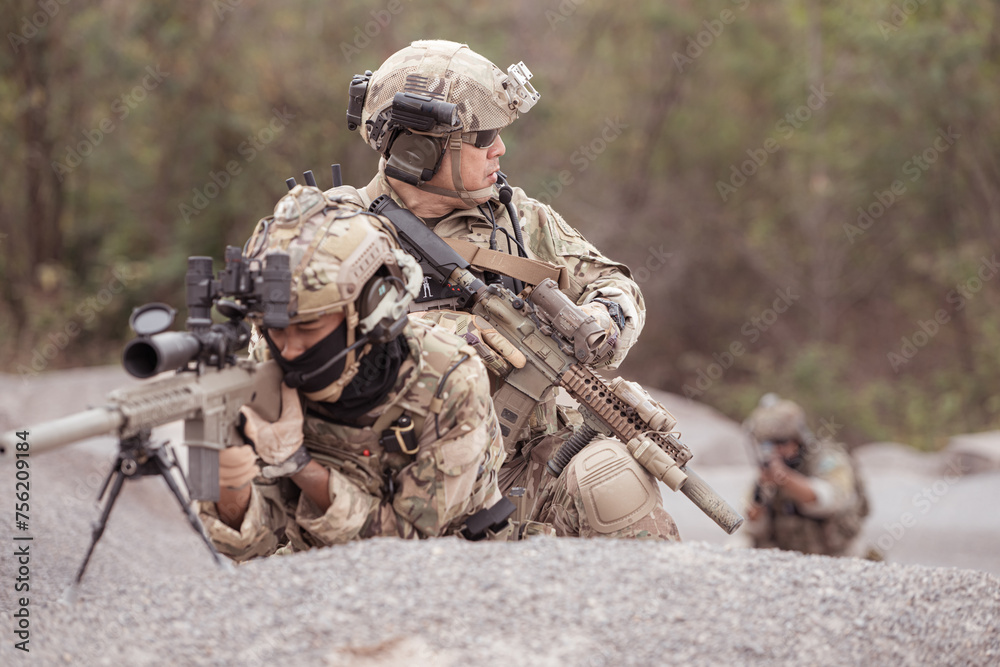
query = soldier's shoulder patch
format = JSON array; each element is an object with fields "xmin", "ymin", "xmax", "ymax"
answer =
[{"xmin": 814, "ymin": 451, "xmax": 845, "ymax": 475}]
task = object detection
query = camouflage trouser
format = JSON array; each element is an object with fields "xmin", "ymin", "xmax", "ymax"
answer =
[
  {"xmin": 498, "ymin": 428, "xmax": 681, "ymax": 541},
  {"xmin": 750, "ymin": 512, "xmax": 856, "ymax": 557}
]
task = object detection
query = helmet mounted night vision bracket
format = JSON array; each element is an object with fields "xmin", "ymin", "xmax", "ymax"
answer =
[{"xmin": 504, "ymin": 62, "xmax": 540, "ymax": 113}]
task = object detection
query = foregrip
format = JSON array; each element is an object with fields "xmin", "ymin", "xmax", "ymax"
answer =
[{"xmin": 678, "ymin": 467, "xmax": 744, "ymax": 534}]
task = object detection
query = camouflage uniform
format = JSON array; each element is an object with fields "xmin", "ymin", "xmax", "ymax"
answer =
[
  {"xmin": 745, "ymin": 441, "xmax": 863, "ymax": 556},
  {"xmin": 196, "ymin": 186, "xmax": 506, "ymax": 562},
  {"xmin": 198, "ymin": 319, "xmax": 505, "ymax": 562},
  {"xmin": 339, "ymin": 39, "xmax": 678, "ymax": 542},
  {"xmin": 743, "ymin": 397, "xmax": 867, "ymax": 556}
]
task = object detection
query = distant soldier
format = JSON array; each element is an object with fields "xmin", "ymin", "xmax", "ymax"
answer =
[
  {"xmin": 196, "ymin": 186, "xmax": 508, "ymax": 561},
  {"xmin": 336, "ymin": 39, "xmax": 678, "ymax": 541},
  {"xmin": 742, "ymin": 395, "xmax": 869, "ymax": 556}
]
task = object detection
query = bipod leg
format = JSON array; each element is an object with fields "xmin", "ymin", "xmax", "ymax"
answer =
[
  {"xmin": 73, "ymin": 456, "xmax": 128, "ymax": 586},
  {"xmin": 151, "ymin": 445, "xmax": 230, "ymax": 571},
  {"xmin": 94, "ymin": 456, "xmax": 118, "ymax": 502}
]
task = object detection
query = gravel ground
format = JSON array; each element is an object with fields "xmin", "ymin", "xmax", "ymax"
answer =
[
  {"xmin": 1, "ymin": 368, "xmax": 999, "ymax": 665},
  {"xmin": 1, "ymin": 519, "xmax": 998, "ymax": 666}
]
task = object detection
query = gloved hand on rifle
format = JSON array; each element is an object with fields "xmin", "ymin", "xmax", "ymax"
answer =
[
  {"xmin": 219, "ymin": 444, "xmax": 259, "ymax": 491},
  {"xmin": 417, "ymin": 310, "xmax": 527, "ymax": 376},
  {"xmin": 578, "ymin": 300, "xmax": 621, "ymax": 358},
  {"xmin": 239, "ymin": 383, "xmax": 312, "ymax": 479}
]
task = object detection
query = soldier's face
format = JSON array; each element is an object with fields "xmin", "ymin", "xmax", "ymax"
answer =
[
  {"xmin": 267, "ymin": 310, "xmax": 346, "ymax": 361},
  {"xmin": 427, "ymin": 134, "xmax": 506, "ymax": 206}
]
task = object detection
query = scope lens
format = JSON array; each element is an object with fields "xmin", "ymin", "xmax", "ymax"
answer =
[{"xmin": 122, "ymin": 340, "xmax": 158, "ymax": 378}]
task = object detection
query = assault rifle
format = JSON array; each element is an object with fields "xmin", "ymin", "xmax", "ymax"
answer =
[
  {"xmin": 749, "ymin": 439, "xmax": 777, "ymax": 506},
  {"xmin": 370, "ymin": 195, "xmax": 744, "ymax": 534},
  {"xmin": 0, "ymin": 248, "xmax": 289, "ymax": 583}
]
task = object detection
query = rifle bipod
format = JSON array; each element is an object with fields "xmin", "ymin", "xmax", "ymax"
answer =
[{"xmin": 73, "ymin": 429, "xmax": 228, "ymax": 586}]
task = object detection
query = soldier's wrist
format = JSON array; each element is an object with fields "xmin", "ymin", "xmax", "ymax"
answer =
[{"xmin": 260, "ymin": 445, "xmax": 313, "ymax": 479}]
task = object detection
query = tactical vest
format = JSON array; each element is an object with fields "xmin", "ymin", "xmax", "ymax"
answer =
[
  {"xmin": 323, "ymin": 181, "xmax": 574, "ymax": 443},
  {"xmin": 295, "ymin": 319, "xmax": 504, "ymax": 535}
]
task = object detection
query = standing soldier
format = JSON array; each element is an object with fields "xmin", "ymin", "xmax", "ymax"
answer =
[
  {"xmin": 743, "ymin": 394, "xmax": 869, "ymax": 556},
  {"xmin": 333, "ymin": 40, "xmax": 678, "ymax": 540},
  {"xmin": 197, "ymin": 186, "xmax": 508, "ymax": 561}
]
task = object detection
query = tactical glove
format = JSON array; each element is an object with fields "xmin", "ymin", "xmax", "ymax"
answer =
[
  {"xmin": 417, "ymin": 310, "xmax": 527, "ymax": 376},
  {"xmin": 239, "ymin": 383, "xmax": 311, "ymax": 477},
  {"xmin": 218, "ymin": 444, "xmax": 259, "ymax": 490},
  {"xmin": 578, "ymin": 300, "xmax": 620, "ymax": 363}
]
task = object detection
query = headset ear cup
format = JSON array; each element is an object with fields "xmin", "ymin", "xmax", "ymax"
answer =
[
  {"xmin": 358, "ymin": 275, "xmax": 409, "ymax": 344},
  {"xmin": 385, "ymin": 132, "xmax": 445, "ymax": 184}
]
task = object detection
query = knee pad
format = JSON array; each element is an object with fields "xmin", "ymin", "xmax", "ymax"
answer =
[{"xmin": 570, "ymin": 439, "xmax": 661, "ymax": 535}]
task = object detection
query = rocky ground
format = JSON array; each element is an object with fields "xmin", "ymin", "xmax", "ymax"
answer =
[{"xmin": 0, "ymin": 367, "xmax": 998, "ymax": 665}]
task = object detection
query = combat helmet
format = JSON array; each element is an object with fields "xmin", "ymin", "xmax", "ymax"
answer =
[
  {"xmin": 744, "ymin": 393, "xmax": 816, "ymax": 448},
  {"xmin": 244, "ymin": 185, "xmax": 421, "ymax": 402},
  {"xmin": 346, "ymin": 39, "xmax": 540, "ymax": 205}
]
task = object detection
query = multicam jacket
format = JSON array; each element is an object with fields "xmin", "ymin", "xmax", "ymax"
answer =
[
  {"xmin": 329, "ymin": 170, "xmax": 646, "ymax": 440},
  {"xmin": 197, "ymin": 318, "xmax": 505, "ymax": 562}
]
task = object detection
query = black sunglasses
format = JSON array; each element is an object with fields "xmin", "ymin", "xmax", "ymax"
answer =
[{"xmin": 460, "ymin": 127, "xmax": 501, "ymax": 148}]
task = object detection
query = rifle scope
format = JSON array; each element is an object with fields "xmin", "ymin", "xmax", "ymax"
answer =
[{"xmin": 123, "ymin": 332, "xmax": 202, "ymax": 379}]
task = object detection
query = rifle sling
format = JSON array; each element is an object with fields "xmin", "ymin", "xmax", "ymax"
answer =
[
  {"xmin": 361, "ymin": 183, "xmax": 569, "ymax": 290},
  {"xmin": 443, "ymin": 238, "xmax": 570, "ymax": 290}
]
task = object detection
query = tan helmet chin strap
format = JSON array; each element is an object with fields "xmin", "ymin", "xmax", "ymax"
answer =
[
  {"xmin": 413, "ymin": 180, "xmax": 494, "ymax": 202},
  {"xmin": 448, "ymin": 134, "xmax": 486, "ymax": 208},
  {"xmin": 408, "ymin": 134, "xmax": 494, "ymax": 205}
]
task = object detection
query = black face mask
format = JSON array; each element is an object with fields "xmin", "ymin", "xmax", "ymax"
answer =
[
  {"xmin": 264, "ymin": 321, "xmax": 349, "ymax": 393},
  {"xmin": 329, "ymin": 335, "xmax": 407, "ymax": 422}
]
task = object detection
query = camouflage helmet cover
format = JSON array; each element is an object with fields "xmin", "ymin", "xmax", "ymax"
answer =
[
  {"xmin": 245, "ymin": 185, "xmax": 403, "ymax": 325},
  {"xmin": 745, "ymin": 398, "xmax": 811, "ymax": 444},
  {"xmin": 360, "ymin": 39, "xmax": 538, "ymax": 149}
]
